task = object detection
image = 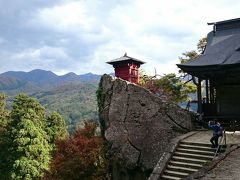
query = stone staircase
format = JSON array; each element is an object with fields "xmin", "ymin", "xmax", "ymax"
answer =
[{"xmin": 161, "ymin": 141, "xmax": 224, "ymax": 180}]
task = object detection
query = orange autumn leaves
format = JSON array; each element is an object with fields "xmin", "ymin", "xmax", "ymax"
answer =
[{"xmin": 45, "ymin": 122, "xmax": 110, "ymax": 180}]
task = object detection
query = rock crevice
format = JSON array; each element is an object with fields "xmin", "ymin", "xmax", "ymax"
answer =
[{"xmin": 165, "ymin": 113, "xmax": 190, "ymax": 131}]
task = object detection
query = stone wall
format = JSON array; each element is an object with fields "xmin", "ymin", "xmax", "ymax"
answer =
[{"xmin": 97, "ymin": 74, "xmax": 193, "ymax": 179}]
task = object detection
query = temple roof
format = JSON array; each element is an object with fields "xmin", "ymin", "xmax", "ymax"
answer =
[
  {"xmin": 177, "ymin": 18, "xmax": 240, "ymax": 78},
  {"xmin": 106, "ymin": 53, "xmax": 146, "ymax": 65}
]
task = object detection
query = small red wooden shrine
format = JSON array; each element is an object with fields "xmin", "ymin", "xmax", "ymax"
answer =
[{"xmin": 107, "ymin": 53, "xmax": 145, "ymax": 84}]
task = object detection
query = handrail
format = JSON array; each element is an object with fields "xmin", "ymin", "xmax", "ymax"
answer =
[{"xmin": 214, "ymin": 130, "xmax": 226, "ymax": 158}]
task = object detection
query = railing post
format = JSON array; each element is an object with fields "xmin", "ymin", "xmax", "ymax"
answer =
[
  {"xmin": 224, "ymin": 130, "xmax": 226, "ymax": 146},
  {"xmin": 214, "ymin": 131, "xmax": 226, "ymax": 158}
]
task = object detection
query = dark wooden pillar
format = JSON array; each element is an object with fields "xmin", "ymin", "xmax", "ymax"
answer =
[
  {"xmin": 210, "ymin": 80, "xmax": 214, "ymax": 103},
  {"xmin": 197, "ymin": 79, "xmax": 202, "ymax": 113},
  {"xmin": 206, "ymin": 79, "xmax": 209, "ymax": 104}
]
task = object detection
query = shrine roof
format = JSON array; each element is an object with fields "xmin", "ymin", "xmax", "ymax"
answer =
[
  {"xmin": 106, "ymin": 53, "xmax": 146, "ymax": 65},
  {"xmin": 177, "ymin": 18, "xmax": 240, "ymax": 77}
]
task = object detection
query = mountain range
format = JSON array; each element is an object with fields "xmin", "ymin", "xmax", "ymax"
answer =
[
  {"xmin": 0, "ymin": 69, "xmax": 101, "ymax": 91},
  {"xmin": 0, "ymin": 69, "xmax": 103, "ymax": 132}
]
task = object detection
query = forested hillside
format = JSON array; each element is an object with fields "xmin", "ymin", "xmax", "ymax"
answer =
[
  {"xmin": 33, "ymin": 82, "xmax": 98, "ymax": 132},
  {"xmin": 0, "ymin": 70, "xmax": 100, "ymax": 132}
]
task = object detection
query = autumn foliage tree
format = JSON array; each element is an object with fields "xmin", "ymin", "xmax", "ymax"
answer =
[
  {"xmin": 140, "ymin": 73, "xmax": 196, "ymax": 103},
  {"xmin": 139, "ymin": 38, "xmax": 207, "ymax": 103},
  {"xmin": 45, "ymin": 121, "xmax": 110, "ymax": 180}
]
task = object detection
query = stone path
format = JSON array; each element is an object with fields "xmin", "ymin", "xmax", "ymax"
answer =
[
  {"xmin": 199, "ymin": 148, "xmax": 240, "ymax": 180},
  {"xmin": 182, "ymin": 130, "xmax": 240, "ymax": 145}
]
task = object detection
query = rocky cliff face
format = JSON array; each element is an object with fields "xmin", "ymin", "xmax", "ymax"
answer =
[{"xmin": 97, "ymin": 74, "xmax": 193, "ymax": 179}]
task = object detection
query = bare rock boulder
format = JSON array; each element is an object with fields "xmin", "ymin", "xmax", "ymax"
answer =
[{"xmin": 97, "ymin": 74, "xmax": 193, "ymax": 179}]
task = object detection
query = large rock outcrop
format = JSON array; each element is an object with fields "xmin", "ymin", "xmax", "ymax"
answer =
[{"xmin": 97, "ymin": 74, "xmax": 193, "ymax": 179}]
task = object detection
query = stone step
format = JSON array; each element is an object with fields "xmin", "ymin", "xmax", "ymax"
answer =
[
  {"xmin": 169, "ymin": 160, "xmax": 203, "ymax": 169},
  {"xmin": 160, "ymin": 140, "xmax": 217, "ymax": 180},
  {"xmin": 178, "ymin": 144, "xmax": 216, "ymax": 152},
  {"xmin": 172, "ymin": 156, "xmax": 207, "ymax": 164},
  {"xmin": 176, "ymin": 148, "xmax": 215, "ymax": 156},
  {"xmin": 164, "ymin": 170, "xmax": 189, "ymax": 178},
  {"xmin": 181, "ymin": 141, "xmax": 226, "ymax": 148},
  {"xmin": 161, "ymin": 175, "xmax": 181, "ymax": 180},
  {"xmin": 175, "ymin": 152, "xmax": 214, "ymax": 161},
  {"xmin": 179, "ymin": 144, "xmax": 226, "ymax": 153},
  {"xmin": 167, "ymin": 165, "xmax": 199, "ymax": 173},
  {"xmin": 180, "ymin": 141, "xmax": 213, "ymax": 148}
]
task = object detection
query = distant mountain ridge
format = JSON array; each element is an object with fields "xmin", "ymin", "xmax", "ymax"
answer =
[
  {"xmin": 0, "ymin": 69, "xmax": 101, "ymax": 90},
  {"xmin": 0, "ymin": 69, "xmax": 102, "ymax": 130}
]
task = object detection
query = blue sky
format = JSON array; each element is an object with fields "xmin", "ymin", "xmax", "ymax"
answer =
[{"xmin": 0, "ymin": 0, "xmax": 240, "ymax": 75}]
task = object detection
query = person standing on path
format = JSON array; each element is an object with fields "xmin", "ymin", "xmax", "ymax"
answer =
[{"xmin": 208, "ymin": 120, "xmax": 221, "ymax": 148}]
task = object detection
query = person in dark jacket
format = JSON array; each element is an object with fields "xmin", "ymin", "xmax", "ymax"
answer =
[{"xmin": 208, "ymin": 120, "xmax": 221, "ymax": 148}]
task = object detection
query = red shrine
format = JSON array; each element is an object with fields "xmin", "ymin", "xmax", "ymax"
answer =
[{"xmin": 107, "ymin": 53, "xmax": 145, "ymax": 84}]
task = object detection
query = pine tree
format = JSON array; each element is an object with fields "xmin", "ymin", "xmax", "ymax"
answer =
[
  {"xmin": 0, "ymin": 93, "xmax": 11, "ymax": 179},
  {"xmin": 8, "ymin": 94, "xmax": 52, "ymax": 179},
  {"xmin": 0, "ymin": 93, "xmax": 9, "ymax": 128},
  {"xmin": 46, "ymin": 111, "xmax": 68, "ymax": 143}
]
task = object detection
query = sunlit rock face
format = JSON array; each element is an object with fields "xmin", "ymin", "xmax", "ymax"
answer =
[{"xmin": 98, "ymin": 74, "xmax": 193, "ymax": 179}]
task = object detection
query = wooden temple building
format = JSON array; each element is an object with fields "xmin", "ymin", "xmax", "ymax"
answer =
[
  {"xmin": 107, "ymin": 53, "xmax": 145, "ymax": 84},
  {"xmin": 177, "ymin": 18, "xmax": 240, "ymax": 127}
]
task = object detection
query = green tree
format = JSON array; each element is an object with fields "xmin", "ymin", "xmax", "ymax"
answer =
[
  {"xmin": 0, "ymin": 93, "xmax": 69, "ymax": 179},
  {"xmin": 178, "ymin": 37, "xmax": 207, "ymax": 112},
  {"xmin": 8, "ymin": 94, "xmax": 52, "ymax": 179},
  {"xmin": 46, "ymin": 111, "xmax": 69, "ymax": 143},
  {"xmin": 179, "ymin": 37, "xmax": 207, "ymax": 64},
  {"xmin": 179, "ymin": 37, "xmax": 207, "ymax": 72},
  {"xmin": 0, "ymin": 93, "xmax": 11, "ymax": 179},
  {"xmin": 140, "ymin": 73, "xmax": 196, "ymax": 103},
  {"xmin": 0, "ymin": 93, "xmax": 9, "ymax": 128}
]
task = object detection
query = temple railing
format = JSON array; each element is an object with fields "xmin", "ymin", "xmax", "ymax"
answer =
[{"xmin": 214, "ymin": 130, "xmax": 227, "ymax": 158}]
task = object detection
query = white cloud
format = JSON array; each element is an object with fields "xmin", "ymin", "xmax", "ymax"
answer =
[
  {"xmin": 36, "ymin": 1, "xmax": 88, "ymax": 30},
  {"xmin": 10, "ymin": 46, "xmax": 69, "ymax": 61},
  {"xmin": 2, "ymin": 0, "xmax": 240, "ymax": 75},
  {"xmin": 0, "ymin": 46, "xmax": 75, "ymax": 73}
]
